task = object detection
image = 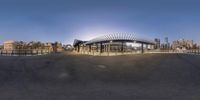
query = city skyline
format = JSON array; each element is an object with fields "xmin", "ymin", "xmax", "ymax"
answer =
[{"xmin": 0, "ymin": 0, "xmax": 200, "ymax": 44}]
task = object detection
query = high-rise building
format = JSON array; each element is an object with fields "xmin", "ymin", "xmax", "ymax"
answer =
[
  {"xmin": 161, "ymin": 37, "xmax": 170, "ymax": 49},
  {"xmin": 154, "ymin": 38, "xmax": 160, "ymax": 49},
  {"xmin": 165, "ymin": 37, "xmax": 168, "ymax": 43}
]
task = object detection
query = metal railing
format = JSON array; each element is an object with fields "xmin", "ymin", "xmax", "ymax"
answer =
[
  {"xmin": 73, "ymin": 49, "xmax": 200, "ymax": 56},
  {"xmin": 0, "ymin": 49, "xmax": 52, "ymax": 56},
  {"xmin": 146, "ymin": 49, "xmax": 200, "ymax": 55},
  {"xmin": 183, "ymin": 49, "xmax": 200, "ymax": 55},
  {"xmin": 145, "ymin": 49, "xmax": 183, "ymax": 53}
]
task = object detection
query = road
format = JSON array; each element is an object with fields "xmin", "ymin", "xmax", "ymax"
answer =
[{"xmin": 0, "ymin": 53, "xmax": 200, "ymax": 100}]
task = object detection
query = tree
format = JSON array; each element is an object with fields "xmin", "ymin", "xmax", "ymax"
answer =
[{"xmin": 0, "ymin": 45, "xmax": 3, "ymax": 50}]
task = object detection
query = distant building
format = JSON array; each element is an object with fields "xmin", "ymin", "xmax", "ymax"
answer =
[
  {"xmin": 198, "ymin": 45, "xmax": 200, "ymax": 49},
  {"xmin": 165, "ymin": 37, "xmax": 169, "ymax": 43},
  {"xmin": 172, "ymin": 39, "xmax": 193, "ymax": 50},
  {"xmin": 44, "ymin": 42, "xmax": 64, "ymax": 52},
  {"xmin": 193, "ymin": 43, "xmax": 199, "ymax": 49},
  {"xmin": 154, "ymin": 38, "xmax": 160, "ymax": 49},
  {"xmin": 3, "ymin": 40, "xmax": 16, "ymax": 50},
  {"xmin": 63, "ymin": 44, "xmax": 73, "ymax": 51},
  {"xmin": 160, "ymin": 37, "xmax": 170, "ymax": 49},
  {"xmin": 48, "ymin": 42, "xmax": 63, "ymax": 53},
  {"xmin": 164, "ymin": 37, "xmax": 170, "ymax": 49},
  {"xmin": 197, "ymin": 44, "xmax": 200, "ymax": 49},
  {"xmin": 56, "ymin": 42, "xmax": 63, "ymax": 52},
  {"xmin": 44, "ymin": 42, "xmax": 54, "ymax": 51},
  {"xmin": 3, "ymin": 40, "xmax": 64, "ymax": 53}
]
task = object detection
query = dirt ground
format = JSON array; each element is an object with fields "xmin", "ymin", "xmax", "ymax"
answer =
[{"xmin": 0, "ymin": 52, "xmax": 200, "ymax": 100}]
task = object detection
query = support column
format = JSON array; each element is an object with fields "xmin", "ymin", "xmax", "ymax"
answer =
[
  {"xmin": 108, "ymin": 43, "xmax": 111, "ymax": 56},
  {"xmin": 75, "ymin": 47, "xmax": 78, "ymax": 52},
  {"xmin": 83, "ymin": 45, "xmax": 85, "ymax": 54},
  {"xmin": 87, "ymin": 45, "xmax": 89, "ymax": 54},
  {"xmin": 96, "ymin": 43, "xmax": 98, "ymax": 52},
  {"xmin": 89, "ymin": 45, "xmax": 91, "ymax": 52},
  {"xmin": 104, "ymin": 45, "xmax": 106, "ymax": 52},
  {"xmin": 105, "ymin": 44, "xmax": 107, "ymax": 52},
  {"xmin": 100, "ymin": 43, "xmax": 103, "ymax": 53},
  {"xmin": 92, "ymin": 45, "xmax": 94, "ymax": 55},
  {"xmin": 141, "ymin": 43, "xmax": 144, "ymax": 54},
  {"xmin": 121, "ymin": 42, "xmax": 124, "ymax": 53},
  {"xmin": 78, "ymin": 45, "xmax": 80, "ymax": 52},
  {"xmin": 146, "ymin": 44, "xmax": 148, "ymax": 50},
  {"xmin": 106, "ymin": 44, "xmax": 108, "ymax": 52}
]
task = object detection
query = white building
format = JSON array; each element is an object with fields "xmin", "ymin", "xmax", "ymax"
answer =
[
  {"xmin": 172, "ymin": 39, "xmax": 193, "ymax": 50},
  {"xmin": 3, "ymin": 40, "xmax": 16, "ymax": 50}
]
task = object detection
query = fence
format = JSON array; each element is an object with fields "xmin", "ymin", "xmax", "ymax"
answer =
[
  {"xmin": 146, "ymin": 49, "xmax": 200, "ymax": 55},
  {"xmin": 145, "ymin": 49, "xmax": 183, "ymax": 54},
  {"xmin": 183, "ymin": 49, "xmax": 200, "ymax": 55},
  {"xmin": 0, "ymin": 49, "xmax": 52, "ymax": 56}
]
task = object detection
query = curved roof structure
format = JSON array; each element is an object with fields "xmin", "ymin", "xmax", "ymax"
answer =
[
  {"xmin": 73, "ymin": 39, "xmax": 88, "ymax": 46},
  {"xmin": 85, "ymin": 33, "xmax": 155, "ymax": 45}
]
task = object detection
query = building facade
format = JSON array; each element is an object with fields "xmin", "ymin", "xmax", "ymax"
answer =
[
  {"xmin": 3, "ymin": 40, "xmax": 63, "ymax": 53},
  {"xmin": 154, "ymin": 38, "xmax": 160, "ymax": 49},
  {"xmin": 3, "ymin": 40, "xmax": 16, "ymax": 50},
  {"xmin": 172, "ymin": 39, "xmax": 193, "ymax": 50}
]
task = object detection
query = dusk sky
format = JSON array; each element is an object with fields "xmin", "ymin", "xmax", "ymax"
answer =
[{"xmin": 0, "ymin": 0, "xmax": 200, "ymax": 44}]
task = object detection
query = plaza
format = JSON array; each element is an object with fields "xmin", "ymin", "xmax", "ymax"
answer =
[{"xmin": 0, "ymin": 52, "xmax": 200, "ymax": 100}]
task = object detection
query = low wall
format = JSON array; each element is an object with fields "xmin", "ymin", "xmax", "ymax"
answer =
[
  {"xmin": 0, "ymin": 49, "xmax": 52, "ymax": 56},
  {"xmin": 73, "ymin": 50, "xmax": 143, "ymax": 56},
  {"xmin": 146, "ymin": 49, "xmax": 200, "ymax": 54},
  {"xmin": 73, "ymin": 49, "xmax": 200, "ymax": 56}
]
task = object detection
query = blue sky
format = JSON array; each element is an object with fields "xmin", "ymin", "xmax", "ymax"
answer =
[{"xmin": 0, "ymin": 0, "xmax": 200, "ymax": 44}]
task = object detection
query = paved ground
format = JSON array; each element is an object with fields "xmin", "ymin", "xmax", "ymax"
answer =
[{"xmin": 0, "ymin": 52, "xmax": 200, "ymax": 100}]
